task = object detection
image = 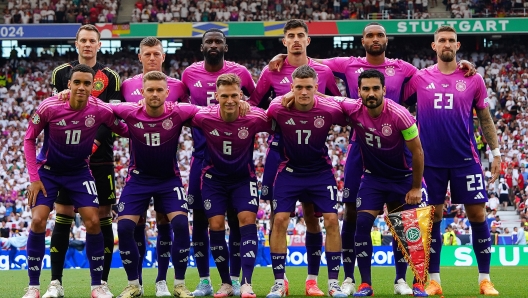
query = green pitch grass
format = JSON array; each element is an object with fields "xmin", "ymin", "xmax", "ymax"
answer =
[{"xmin": 1, "ymin": 266, "xmax": 525, "ymax": 297}]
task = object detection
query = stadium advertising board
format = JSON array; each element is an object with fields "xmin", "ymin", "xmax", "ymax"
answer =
[
  {"xmin": 0, "ymin": 24, "xmax": 80, "ymax": 39},
  {"xmin": 1, "ymin": 245, "xmax": 527, "ymax": 270}
]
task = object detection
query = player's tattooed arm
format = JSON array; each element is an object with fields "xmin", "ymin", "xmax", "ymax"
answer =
[{"xmin": 477, "ymin": 107, "xmax": 501, "ymax": 183}]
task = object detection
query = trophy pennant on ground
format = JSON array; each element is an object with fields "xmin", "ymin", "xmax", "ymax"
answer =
[{"xmin": 384, "ymin": 206, "xmax": 435, "ymax": 285}]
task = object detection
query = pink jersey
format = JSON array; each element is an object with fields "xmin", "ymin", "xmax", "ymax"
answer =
[
  {"xmin": 267, "ymin": 95, "xmax": 348, "ymax": 173},
  {"xmin": 111, "ymin": 102, "xmax": 200, "ymax": 178},
  {"xmin": 249, "ymin": 57, "xmax": 341, "ymax": 107},
  {"xmin": 191, "ymin": 106, "xmax": 273, "ymax": 179},
  {"xmin": 181, "ymin": 60, "xmax": 256, "ymax": 159},
  {"xmin": 24, "ymin": 96, "xmax": 128, "ymax": 182},
  {"xmin": 337, "ymin": 97, "xmax": 417, "ymax": 179},
  {"xmin": 403, "ymin": 65, "xmax": 488, "ymax": 168},
  {"xmin": 323, "ymin": 56, "xmax": 417, "ymax": 103},
  {"xmin": 121, "ymin": 73, "xmax": 189, "ymax": 103}
]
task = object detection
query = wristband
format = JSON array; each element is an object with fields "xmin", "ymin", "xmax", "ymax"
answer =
[
  {"xmin": 91, "ymin": 143, "xmax": 99, "ymax": 154},
  {"xmin": 492, "ymin": 148, "xmax": 501, "ymax": 157}
]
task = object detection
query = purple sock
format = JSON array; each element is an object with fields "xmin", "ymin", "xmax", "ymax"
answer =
[
  {"xmin": 86, "ymin": 232, "xmax": 104, "ymax": 286},
  {"xmin": 156, "ymin": 224, "xmax": 173, "ymax": 282},
  {"xmin": 270, "ymin": 253, "xmax": 286, "ymax": 280},
  {"xmin": 239, "ymin": 224, "xmax": 257, "ymax": 284},
  {"xmin": 119, "ymin": 219, "xmax": 140, "ymax": 281},
  {"xmin": 171, "ymin": 215, "xmax": 190, "ymax": 280},
  {"xmin": 134, "ymin": 223, "xmax": 146, "ymax": 284},
  {"xmin": 470, "ymin": 220, "xmax": 491, "ymax": 274},
  {"xmin": 341, "ymin": 220, "xmax": 356, "ymax": 282},
  {"xmin": 429, "ymin": 221, "xmax": 442, "ymax": 274},
  {"xmin": 306, "ymin": 231, "xmax": 322, "ymax": 276},
  {"xmin": 210, "ymin": 230, "xmax": 231, "ymax": 284},
  {"xmin": 326, "ymin": 251, "xmax": 341, "ymax": 280},
  {"xmin": 192, "ymin": 213, "xmax": 210, "ymax": 278},
  {"xmin": 228, "ymin": 221, "xmax": 241, "ymax": 279},
  {"xmin": 355, "ymin": 212, "xmax": 375, "ymax": 286},
  {"xmin": 393, "ymin": 240, "xmax": 408, "ymax": 283},
  {"xmin": 27, "ymin": 230, "xmax": 45, "ymax": 286}
]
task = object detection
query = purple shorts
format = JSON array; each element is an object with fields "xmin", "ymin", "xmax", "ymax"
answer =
[
  {"xmin": 424, "ymin": 163, "xmax": 488, "ymax": 206},
  {"xmin": 35, "ymin": 167, "xmax": 99, "ymax": 210},
  {"xmin": 117, "ymin": 173, "xmax": 189, "ymax": 216},
  {"xmin": 273, "ymin": 169, "xmax": 339, "ymax": 214},
  {"xmin": 201, "ymin": 173, "xmax": 259, "ymax": 218},
  {"xmin": 261, "ymin": 148, "xmax": 281, "ymax": 202},
  {"xmin": 356, "ymin": 174, "xmax": 428, "ymax": 211},
  {"xmin": 343, "ymin": 141, "xmax": 363, "ymax": 204},
  {"xmin": 187, "ymin": 156, "xmax": 204, "ymax": 210}
]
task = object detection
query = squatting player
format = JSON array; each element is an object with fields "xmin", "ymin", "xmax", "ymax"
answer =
[
  {"xmin": 266, "ymin": 65, "xmax": 348, "ymax": 298},
  {"xmin": 22, "ymin": 64, "xmax": 128, "ymax": 298},
  {"xmin": 191, "ymin": 74, "xmax": 274, "ymax": 298},
  {"xmin": 403, "ymin": 26, "xmax": 500, "ymax": 296},
  {"xmin": 112, "ymin": 71, "xmax": 198, "ymax": 298}
]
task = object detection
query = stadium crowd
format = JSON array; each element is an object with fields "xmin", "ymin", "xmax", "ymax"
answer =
[{"xmin": 1, "ymin": 43, "xmax": 528, "ymax": 247}]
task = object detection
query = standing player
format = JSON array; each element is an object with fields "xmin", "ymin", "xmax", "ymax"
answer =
[
  {"xmin": 120, "ymin": 36, "xmax": 188, "ymax": 297},
  {"xmin": 45, "ymin": 24, "xmax": 122, "ymax": 298},
  {"xmin": 336, "ymin": 70, "xmax": 426, "ymax": 297},
  {"xmin": 112, "ymin": 71, "xmax": 198, "ymax": 298},
  {"xmin": 270, "ymin": 22, "xmax": 475, "ymax": 295},
  {"xmin": 248, "ymin": 20, "xmax": 341, "ymax": 296},
  {"xmin": 266, "ymin": 65, "xmax": 348, "ymax": 298},
  {"xmin": 191, "ymin": 74, "xmax": 274, "ymax": 298},
  {"xmin": 403, "ymin": 26, "xmax": 500, "ymax": 296},
  {"xmin": 22, "ymin": 64, "xmax": 128, "ymax": 298},
  {"xmin": 181, "ymin": 28, "xmax": 255, "ymax": 297}
]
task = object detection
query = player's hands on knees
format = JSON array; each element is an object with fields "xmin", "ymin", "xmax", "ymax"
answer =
[
  {"xmin": 489, "ymin": 156, "xmax": 501, "ymax": 183},
  {"xmin": 57, "ymin": 89, "xmax": 71, "ymax": 101},
  {"xmin": 27, "ymin": 181, "xmax": 47, "ymax": 207},
  {"xmin": 405, "ymin": 187, "xmax": 422, "ymax": 205},
  {"xmin": 269, "ymin": 54, "xmax": 288, "ymax": 72},
  {"xmin": 281, "ymin": 91, "xmax": 295, "ymax": 109},
  {"xmin": 239, "ymin": 101, "xmax": 250, "ymax": 116},
  {"xmin": 459, "ymin": 60, "xmax": 476, "ymax": 77}
]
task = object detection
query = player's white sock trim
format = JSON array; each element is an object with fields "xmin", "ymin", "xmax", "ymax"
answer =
[
  {"xmin": 478, "ymin": 273, "xmax": 490, "ymax": 284},
  {"xmin": 306, "ymin": 275, "xmax": 318, "ymax": 281},
  {"xmin": 429, "ymin": 273, "xmax": 441, "ymax": 284},
  {"xmin": 174, "ymin": 279, "xmax": 185, "ymax": 285},
  {"xmin": 128, "ymin": 279, "xmax": 140, "ymax": 286}
]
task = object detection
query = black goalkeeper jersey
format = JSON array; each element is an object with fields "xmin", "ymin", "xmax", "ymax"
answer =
[{"xmin": 51, "ymin": 60, "xmax": 123, "ymax": 165}]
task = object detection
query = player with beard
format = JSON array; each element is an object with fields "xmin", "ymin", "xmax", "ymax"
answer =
[
  {"xmin": 181, "ymin": 28, "xmax": 255, "ymax": 297},
  {"xmin": 270, "ymin": 22, "xmax": 475, "ymax": 296},
  {"xmin": 403, "ymin": 26, "xmax": 500, "ymax": 296}
]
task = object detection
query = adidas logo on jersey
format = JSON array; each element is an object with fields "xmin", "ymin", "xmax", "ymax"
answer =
[
  {"xmin": 94, "ymin": 266, "xmax": 104, "ymax": 272},
  {"xmin": 28, "ymin": 266, "xmax": 39, "ymax": 271},
  {"xmin": 474, "ymin": 192, "xmax": 485, "ymax": 200},
  {"xmin": 332, "ymin": 266, "xmax": 340, "ymax": 271},
  {"xmin": 343, "ymin": 257, "xmax": 352, "ymax": 263},
  {"xmin": 481, "ymin": 248, "xmax": 492, "ymax": 254},
  {"xmin": 285, "ymin": 118, "xmax": 296, "ymax": 125},
  {"xmin": 122, "ymin": 259, "xmax": 132, "ymax": 264},
  {"xmin": 248, "ymin": 198, "xmax": 258, "ymax": 206},
  {"xmin": 426, "ymin": 83, "xmax": 436, "ymax": 89},
  {"xmin": 357, "ymin": 251, "xmax": 368, "ymax": 258},
  {"xmin": 194, "ymin": 81, "xmax": 203, "ymax": 87},
  {"xmin": 195, "ymin": 251, "xmax": 205, "ymax": 257},
  {"xmin": 215, "ymin": 256, "xmax": 226, "ymax": 262},
  {"xmin": 355, "ymin": 67, "xmax": 364, "ymax": 74},
  {"xmin": 180, "ymin": 257, "xmax": 189, "ymax": 262},
  {"xmin": 56, "ymin": 119, "xmax": 66, "ymax": 126},
  {"xmin": 312, "ymin": 250, "xmax": 321, "ymax": 256},
  {"xmin": 160, "ymin": 252, "xmax": 171, "ymax": 258},
  {"xmin": 243, "ymin": 251, "xmax": 256, "ymax": 258},
  {"xmin": 210, "ymin": 129, "xmax": 220, "ymax": 136},
  {"xmin": 93, "ymin": 198, "xmax": 99, "ymax": 204},
  {"xmin": 274, "ymin": 264, "xmax": 284, "ymax": 270},
  {"xmin": 50, "ymin": 247, "xmax": 59, "ymax": 253},
  {"xmin": 131, "ymin": 89, "xmax": 141, "ymax": 96},
  {"xmin": 134, "ymin": 122, "xmax": 144, "ymax": 129},
  {"xmin": 181, "ymin": 203, "xmax": 188, "ymax": 209},
  {"xmin": 280, "ymin": 77, "xmax": 290, "ymax": 84}
]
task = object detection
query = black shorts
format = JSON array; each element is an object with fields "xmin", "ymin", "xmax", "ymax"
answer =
[{"xmin": 56, "ymin": 164, "xmax": 116, "ymax": 206}]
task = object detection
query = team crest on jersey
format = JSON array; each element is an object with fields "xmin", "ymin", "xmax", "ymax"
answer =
[
  {"xmin": 262, "ymin": 186, "xmax": 269, "ymax": 196},
  {"xmin": 385, "ymin": 66, "xmax": 395, "ymax": 77},
  {"xmin": 382, "ymin": 123, "xmax": 392, "ymax": 136},
  {"xmin": 456, "ymin": 80, "xmax": 467, "ymax": 92},
  {"xmin": 117, "ymin": 201, "xmax": 125, "ymax": 212},
  {"xmin": 94, "ymin": 78, "xmax": 105, "ymax": 91},
  {"xmin": 85, "ymin": 115, "xmax": 95, "ymax": 127},
  {"xmin": 314, "ymin": 116, "xmax": 325, "ymax": 128},
  {"xmin": 162, "ymin": 118, "xmax": 173, "ymax": 130},
  {"xmin": 187, "ymin": 194, "xmax": 194, "ymax": 205},
  {"xmin": 31, "ymin": 113, "xmax": 40, "ymax": 124},
  {"xmin": 356, "ymin": 197, "xmax": 362, "ymax": 208},
  {"xmin": 204, "ymin": 199, "xmax": 212, "ymax": 210},
  {"xmin": 272, "ymin": 199, "xmax": 278, "ymax": 212},
  {"xmin": 238, "ymin": 127, "xmax": 249, "ymax": 139},
  {"xmin": 343, "ymin": 188, "xmax": 350, "ymax": 198}
]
